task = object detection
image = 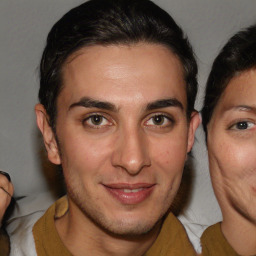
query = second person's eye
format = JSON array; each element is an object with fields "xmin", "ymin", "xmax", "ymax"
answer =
[{"xmin": 230, "ymin": 121, "xmax": 255, "ymax": 130}]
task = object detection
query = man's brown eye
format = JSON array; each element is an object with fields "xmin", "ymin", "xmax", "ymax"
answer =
[
  {"xmin": 152, "ymin": 115, "xmax": 165, "ymax": 125},
  {"xmin": 83, "ymin": 114, "xmax": 113, "ymax": 128},
  {"xmin": 145, "ymin": 114, "xmax": 173, "ymax": 128},
  {"xmin": 90, "ymin": 115, "xmax": 103, "ymax": 125}
]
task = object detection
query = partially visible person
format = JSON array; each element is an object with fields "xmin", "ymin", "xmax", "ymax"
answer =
[
  {"xmin": 0, "ymin": 171, "xmax": 13, "ymax": 223},
  {"xmin": 0, "ymin": 170, "xmax": 14, "ymax": 256},
  {"xmin": 201, "ymin": 24, "xmax": 256, "ymax": 255}
]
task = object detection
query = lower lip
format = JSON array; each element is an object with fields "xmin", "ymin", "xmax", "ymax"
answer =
[{"xmin": 104, "ymin": 185, "xmax": 155, "ymax": 205}]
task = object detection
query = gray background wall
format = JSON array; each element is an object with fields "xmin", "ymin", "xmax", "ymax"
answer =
[{"xmin": 0, "ymin": 0, "xmax": 256, "ymax": 223}]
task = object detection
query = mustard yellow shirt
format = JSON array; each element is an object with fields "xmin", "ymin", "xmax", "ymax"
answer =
[
  {"xmin": 33, "ymin": 196, "xmax": 196, "ymax": 256},
  {"xmin": 200, "ymin": 222, "xmax": 239, "ymax": 256}
]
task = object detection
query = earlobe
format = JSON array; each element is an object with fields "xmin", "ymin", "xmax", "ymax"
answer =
[
  {"xmin": 35, "ymin": 104, "xmax": 61, "ymax": 165},
  {"xmin": 187, "ymin": 111, "xmax": 200, "ymax": 153}
]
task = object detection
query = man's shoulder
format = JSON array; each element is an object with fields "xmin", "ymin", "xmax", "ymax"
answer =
[
  {"xmin": 33, "ymin": 195, "xmax": 68, "ymax": 233},
  {"xmin": 32, "ymin": 196, "xmax": 72, "ymax": 256}
]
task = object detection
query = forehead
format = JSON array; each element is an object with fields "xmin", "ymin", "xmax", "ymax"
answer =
[
  {"xmin": 216, "ymin": 69, "xmax": 256, "ymax": 110},
  {"xmin": 209, "ymin": 69, "xmax": 256, "ymax": 123},
  {"xmin": 59, "ymin": 43, "xmax": 187, "ymax": 109}
]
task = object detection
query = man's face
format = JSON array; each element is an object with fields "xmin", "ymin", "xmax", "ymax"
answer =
[{"xmin": 37, "ymin": 43, "xmax": 198, "ymax": 236}]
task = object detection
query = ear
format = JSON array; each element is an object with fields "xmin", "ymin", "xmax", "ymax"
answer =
[
  {"xmin": 35, "ymin": 104, "xmax": 61, "ymax": 165},
  {"xmin": 187, "ymin": 111, "xmax": 200, "ymax": 153}
]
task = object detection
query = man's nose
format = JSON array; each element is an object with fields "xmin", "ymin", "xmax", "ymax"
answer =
[{"xmin": 111, "ymin": 127, "xmax": 151, "ymax": 175}]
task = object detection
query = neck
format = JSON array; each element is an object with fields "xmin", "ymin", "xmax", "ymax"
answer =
[
  {"xmin": 221, "ymin": 210, "xmax": 256, "ymax": 255},
  {"xmin": 55, "ymin": 199, "xmax": 161, "ymax": 256}
]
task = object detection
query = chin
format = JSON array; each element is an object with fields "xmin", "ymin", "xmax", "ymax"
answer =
[
  {"xmin": 100, "ymin": 217, "xmax": 161, "ymax": 237},
  {"xmin": 84, "ymin": 207, "xmax": 163, "ymax": 238},
  {"xmin": 102, "ymin": 204, "xmax": 169, "ymax": 237}
]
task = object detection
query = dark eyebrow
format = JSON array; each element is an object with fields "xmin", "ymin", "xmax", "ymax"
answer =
[
  {"xmin": 69, "ymin": 97, "xmax": 117, "ymax": 112},
  {"xmin": 146, "ymin": 98, "xmax": 184, "ymax": 111}
]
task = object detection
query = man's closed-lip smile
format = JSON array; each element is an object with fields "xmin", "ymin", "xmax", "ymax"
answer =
[{"xmin": 103, "ymin": 183, "xmax": 156, "ymax": 205}]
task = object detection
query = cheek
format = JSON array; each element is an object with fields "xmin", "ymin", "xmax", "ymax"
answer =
[
  {"xmin": 58, "ymin": 131, "xmax": 114, "ymax": 174},
  {"xmin": 152, "ymin": 138, "xmax": 187, "ymax": 203},
  {"xmin": 209, "ymin": 140, "xmax": 256, "ymax": 188},
  {"xmin": 209, "ymin": 139, "xmax": 256, "ymax": 218},
  {"xmin": 230, "ymin": 145, "xmax": 256, "ymax": 184},
  {"xmin": 150, "ymin": 135, "xmax": 187, "ymax": 174}
]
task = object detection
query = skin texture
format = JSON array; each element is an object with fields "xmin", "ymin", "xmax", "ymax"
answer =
[
  {"xmin": 0, "ymin": 173, "xmax": 14, "ymax": 225},
  {"xmin": 207, "ymin": 68, "xmax": 256, "ymax": 255},
  {"xmin": 36, "ymin": 43, "xmax": 199, "ymax": 256}
]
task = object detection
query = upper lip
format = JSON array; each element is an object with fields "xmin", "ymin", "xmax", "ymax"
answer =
[{"xmin": 103, "ymin": 183, "xmax": 155, "ymax": 189}]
